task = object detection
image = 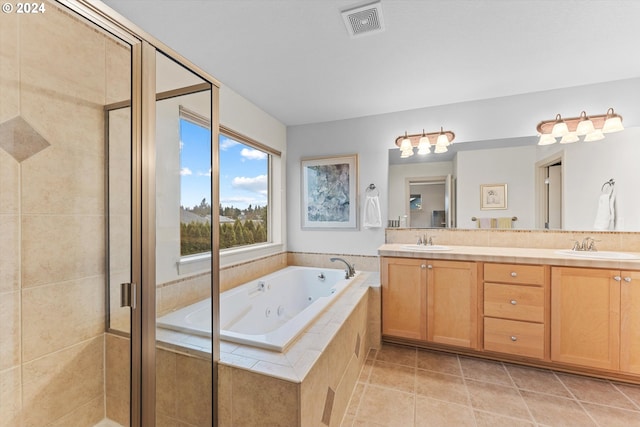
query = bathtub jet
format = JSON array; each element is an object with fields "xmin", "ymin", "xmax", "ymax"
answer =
[{"xmin": 157, "ymin": 266, "xmax": 358, "ymax": 352}]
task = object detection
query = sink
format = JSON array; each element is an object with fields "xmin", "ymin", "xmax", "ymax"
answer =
[
  {"xmin": 555, "ymin": 249, "xmax": 640, "ymax": 260},
  {"xmin": 402, "ymin": 245, "xmax": 452, "ymax": 251}
]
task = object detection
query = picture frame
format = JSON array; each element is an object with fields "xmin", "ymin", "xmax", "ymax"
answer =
[
  {"xmin": 480, "ymin": 183, "xmax": 507, "ymax": 210},
  {"xmin": 301, "ymin": 154, "xmax": 358, "ymax": 229}
]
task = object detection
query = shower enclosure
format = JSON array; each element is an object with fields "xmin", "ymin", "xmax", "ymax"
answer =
[{"xmin": 0, "ymin": 1, "xmax": 219, "ymax": 426}]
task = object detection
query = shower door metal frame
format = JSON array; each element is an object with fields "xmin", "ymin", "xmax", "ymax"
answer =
[{"xmin": 56, "ymin": 1, "xmax": 221, "ymax": 426}]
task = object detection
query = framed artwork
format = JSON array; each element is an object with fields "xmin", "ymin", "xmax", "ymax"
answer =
[
  {"xmin": 301, "ymin": 154, "xmax": 358, "ymax": 229},
  {"xmin": 480, "ymin": 183, "xmax": 507, "ymax": 210}
]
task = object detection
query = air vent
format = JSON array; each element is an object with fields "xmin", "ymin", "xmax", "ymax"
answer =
[{"xmin": 341, "ymin": 1, "xmax": 385, "ymax": 38}]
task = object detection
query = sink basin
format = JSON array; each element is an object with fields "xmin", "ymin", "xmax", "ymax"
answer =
[
  {"xmin": 555, "ymin": 250, "xmax": 640, "ymax": 260},
  {"xmin": 402, "ymin": 245, "xmax": 452, "ymax": 251}
]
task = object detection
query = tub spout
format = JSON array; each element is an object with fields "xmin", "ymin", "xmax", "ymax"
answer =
[{"xmin": 330, "ymin": 257, "xmax": 355, "ymax": 278}]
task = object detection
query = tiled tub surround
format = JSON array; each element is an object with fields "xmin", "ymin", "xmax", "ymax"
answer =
[
  {"xmin": 154, "ymin": 270, "xmax": 380, "ymax": 427},
  {"xmin": 218, "ymin": 271, "xmax": 380, "ymax": 427}
]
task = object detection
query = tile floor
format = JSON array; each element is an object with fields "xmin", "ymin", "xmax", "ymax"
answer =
[{"xmin": 341, "ymin": 343, "xmax": 640, "ymax": 427}]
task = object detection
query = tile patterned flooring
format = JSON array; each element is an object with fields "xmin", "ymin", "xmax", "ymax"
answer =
[{"xmin": 341, "ymin": 343, "xmax": 640, "ymax": 427}]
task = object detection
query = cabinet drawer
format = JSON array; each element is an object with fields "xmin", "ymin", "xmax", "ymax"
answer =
[
  {"xmin": 484, "ymin": 263, "xmax": 545, "ymax": 285},
  {"xmin": 484, "ymin": 283, "xmax": 544, "ymax": 322},
  {"xmin": 484, "ymin": 317, "xmax": 544, "ymax": 359}
]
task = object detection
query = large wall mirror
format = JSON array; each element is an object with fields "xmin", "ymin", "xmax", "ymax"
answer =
[{"xmin": 388, "ymin": 126, "xmax": 640, "ymax": 232}]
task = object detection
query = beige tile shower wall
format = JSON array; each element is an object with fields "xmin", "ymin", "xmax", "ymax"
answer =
[
  {"xmin": 385, "ymin": 228, "xmax": 640, "ymax": 252},
  {"xmin": 0, "ymin": 1, "xmax": 131, "ymax": 425}
]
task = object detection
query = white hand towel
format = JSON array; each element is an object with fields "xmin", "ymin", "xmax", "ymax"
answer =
[
  {"xmin": 593, "ymin": 193, "xmax": 612, "ymax": 230},
  {"xmin": 363, "ymin": 194, "xmax": 381, "ymax": 228}
]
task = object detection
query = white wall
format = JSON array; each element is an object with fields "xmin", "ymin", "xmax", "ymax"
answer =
[
  {"xmin": 456, "ymin": 145, "xmax": 537, "ymax": 229},
  {"xmin": 287, "ymin": 78, "xmax": 640, "ymax": 256}
]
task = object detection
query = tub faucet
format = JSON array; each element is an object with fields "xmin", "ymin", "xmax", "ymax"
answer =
[{"xmin": 330, "ymin": 257, "xmax": 355, "ymax": 279}]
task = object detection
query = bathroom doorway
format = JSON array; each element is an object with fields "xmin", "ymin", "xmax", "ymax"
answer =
[
  {"xmin": 536, "ymin": 154, "xmax": 564, "ymax": 229},
  {"xmin": 406, "ymin": 175, "xmax": 455, "ymax": 228}
]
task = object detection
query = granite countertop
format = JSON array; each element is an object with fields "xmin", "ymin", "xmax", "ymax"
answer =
[{"xmin": 378, "ymin": 243, "xmax": 640, "ymax": 269}]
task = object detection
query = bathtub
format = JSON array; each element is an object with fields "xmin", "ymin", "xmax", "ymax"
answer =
[{"xmin": 157, "ymin": 266, "xmax": 358, "ymax": 351}]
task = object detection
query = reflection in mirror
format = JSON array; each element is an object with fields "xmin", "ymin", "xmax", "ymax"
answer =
[{"xmin": 388, "ymin": 128, "xmax": 640, "ymax": 231}]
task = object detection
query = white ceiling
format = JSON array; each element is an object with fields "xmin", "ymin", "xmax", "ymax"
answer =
[{"xmin": 102, "ymin": 0, "xmax": 640, "ymax": 126}]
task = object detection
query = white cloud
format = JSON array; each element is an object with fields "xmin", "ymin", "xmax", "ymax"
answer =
[
  {"xmin": 220, "ymin": 138, "xmax": 239, "ymax": 151},
  {"xmin": 220, "ymin": 196, "xmax": 267, "ymax": 206},
  {"xmin": 198, "ymin": 168, "xmax": 212, "ymax": 177},
  {"xmin": 232, "ymin": 175, "xmax": 267, "ymax": 194},
  {"xmin": 241, "ymin": 148, "xmax": 267, "ymax": 160},
  {"xmin": 180, "ymin": 167, "xmax": 192, "ymax": 176}
]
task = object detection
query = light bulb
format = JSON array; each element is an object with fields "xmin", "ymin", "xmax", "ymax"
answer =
[
  {"xmin": 400, "ymin": 137, "xmax": 412, "ymax": 151},
  {"xmin": 560, "ymin": 132, "xmax": 579, "ymax": 144},
  {"xmin": 434, "ymin": 144, "xmax": 448, "ymax": 154},
  {"xmin": 551, "ymin": 115, "xmax": 569, "ymax": 137},
  {"xmin": 602, "ymin": 116, "xmax": 624, "ymax": 133},
  {"xmin": 584, "ymin": 129, "xmax": 605, "ymax": 142},
  {"xmin": 537, "ymin": 133, "xmax": 557, "ymax": 146},
  {"xmin": 417, "ymin": 136, "xmax": 431, "ymax": 155}
]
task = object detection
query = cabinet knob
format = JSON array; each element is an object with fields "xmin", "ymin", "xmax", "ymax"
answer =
[
  {"xmin": 614, "ymin": 276, "xmax": 622, "ymax": 281},
  {"xmin": 510, "ymin": 272, "xmax": 517, "ymax": 277},
  {"xmin": 510, "ymin": 299, "xmax": 517, "ymax": 305},
  {"xmin": 624, "ymin": 277, "xmax": 632, "ymax": 283},
  {"xmin": 510, "ymin": 336, "xmax": 518, "ymax": 342},
  {"xmin": 421, "ymin": 264, "xmax": 426, "ymax": 269}
]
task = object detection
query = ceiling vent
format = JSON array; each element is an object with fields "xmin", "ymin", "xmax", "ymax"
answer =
[{"xmin": 341, "ymin": 1, "xmax": 385, "ymax": 38}]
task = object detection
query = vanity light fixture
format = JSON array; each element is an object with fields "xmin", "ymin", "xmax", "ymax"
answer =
[
  {"xmin": 536, "ymin": 108, "xmax": 623, "ymax": 145},
  {"xmin": 394, "ymin": 127, "xmax": 455, "ymax": 157}
]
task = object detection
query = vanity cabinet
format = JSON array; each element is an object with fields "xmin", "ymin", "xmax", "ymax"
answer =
[
  {"xmin": 551, "ymin": 267, "xmax": 640, "ymax": 374},
  {"xmin": 427, "ymin": 260, "xmax": 478, "ymax": 348},
  {"xmin": 381, "ymin": 257, "xmax": 427, "ymax": 340},
  {"xmin": 381, "ymin": 257, "xmax": 478, "ymax": 348},
  {"xmin": 482, "ymin": 263, "xmax": 548, "ymax": 359}
]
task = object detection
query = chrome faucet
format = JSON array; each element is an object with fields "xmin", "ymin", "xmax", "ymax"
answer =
[
  {"xmin": 330, "ymin": 257, "xmax": 355, "ymax": 278},
  {"xmin": 571, "ymin": 237, "xmax": 598, "ymax": 251}
]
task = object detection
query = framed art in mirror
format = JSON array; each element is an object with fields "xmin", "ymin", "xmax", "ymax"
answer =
[{"xmin": 480, "ymin": 183, "xmax": 507, "ymax": 210}]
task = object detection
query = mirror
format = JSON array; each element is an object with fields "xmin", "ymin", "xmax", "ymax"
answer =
[{"xmin": 388, "ymin": 127, "xmax": 640, "ymax": 231}]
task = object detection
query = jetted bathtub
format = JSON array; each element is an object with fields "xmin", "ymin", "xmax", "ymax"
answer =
[{"xmin": 157, "ymin": 266, "xmax": 358, "ymax": 351}]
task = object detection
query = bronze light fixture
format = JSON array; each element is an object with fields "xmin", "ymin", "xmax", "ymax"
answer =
[
  {"xmin": 536, "ymin": 108, "xmax": 623, "ymax": 145},
  {"xmin": 395, "ymin": 127, "xmax": 456, "ymax": 158}
]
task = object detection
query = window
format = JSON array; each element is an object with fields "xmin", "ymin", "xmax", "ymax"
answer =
[
  {"xmin": 179, "ymin": 109, "xmax": 212, "ymax": 256},
  {"xmin": 219, "ymin": 130, "xmax": 270, "ymax": 250},
  {"xmin": 179, "ymin": 109, "xmax": 275, "ymax": 257}
]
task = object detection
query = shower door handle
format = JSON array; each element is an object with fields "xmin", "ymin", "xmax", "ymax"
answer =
[{"xmin": 120, "ymin": 282, "xmax": 137, "ymax": 309}]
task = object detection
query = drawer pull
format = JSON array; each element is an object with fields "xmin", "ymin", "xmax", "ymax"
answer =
[
  {"xmin": 510, "ymin": 336, "xmax": 518, "ymax": 342},
  {"xmin": 510, "ymin": 299, "xmax": 517, "ymax": 305},
  {"xmin": 510, "ymin": 272, "xmax": 517, "ymax": 277}
]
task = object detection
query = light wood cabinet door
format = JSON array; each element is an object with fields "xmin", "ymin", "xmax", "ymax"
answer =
[
  {"xmin": 620, "ymin": 270, "xmax": 640, "ymax": 374},
  {"xmin": 427, "ymin": 260, "xmax": 478, "ymax": 348},
  {"xmin": 381, "ymin": 257, "xmax": 427, "ymax": 340},
  {"xmin": 551, "ymin": 267, "xmax": 620, "ymax": 370}
]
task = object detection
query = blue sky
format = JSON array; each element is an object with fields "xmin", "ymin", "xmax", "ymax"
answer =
[{"xmin": 180, "ymin": 119, "xmax": 268, "ymax": 210}]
